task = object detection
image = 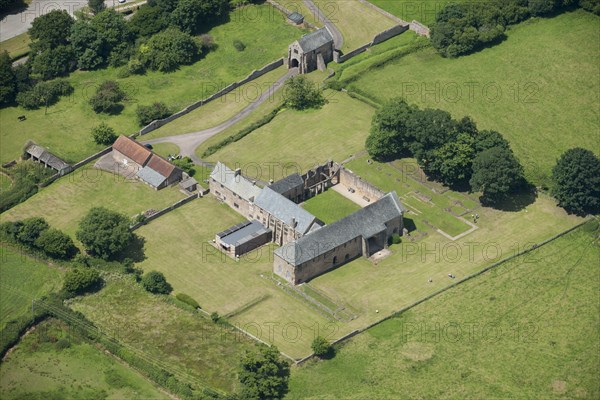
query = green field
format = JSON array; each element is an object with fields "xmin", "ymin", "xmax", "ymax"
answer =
[
  {"xmin": 0, "ymin": 172, "xmax": 12, "ymax": 193},
  {"xmin": 345, "ymin": 10, "xmax": 600, "ymax": 186},
  {"xmin": 0, "ymin": 245, "xmax": 63, "ymax": 330},
  {"xmin": 149, "ymin": 142, "xmax": 180, "ymax": 158},
  {"xmin": 0, "ymin": 4, "xmax": 305, "ymax": 164},
  {"xmin": 369, "ymin": 0, "xmax": 457, "ymax": 25},
  {"xmin": 0, "ymin": 32, "xmax": 31, "ymax": 60},
  {"xmin": 1, "ymin": 166, "xmax": 186, "ymax": 238},
  {"xmin": 302, "ymin": 189, "xmax": 361, "ymax": 224},
  {"xmin": 70, "ymin": 273, "xmax": 257, "ymax": 393},
  {"xmin": 288, "ymin": 220, "xmax": 600, "ymax": 399},
  {"xmin": 204, "ymin": 90, "xmax": 375, "ymax": 181},
  {"xmin": 0, "ymin": 319, "xmax": 169, "ymax": 400}
]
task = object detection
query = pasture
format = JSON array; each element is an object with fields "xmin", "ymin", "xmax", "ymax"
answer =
[
  {"xmin": 1, "ymin": 166, "xmax": 186, "ymax": 238},
  {"xmin": 369, "ymin": 0, "xmax": 457, "ymax": 25},
  {"xmin": 345, "ymin": 10, "xmax": 600, "ymax": 186},
  {"xmin": 0, "ymin": 245, "xmax": 63, "ymax": 330},
  {"xmin": 301, "ymin": 188, "xmax": 360, "ymax": 224},
  {"xmin": 0, "ymin": 319, "xmax": 169, "ymax": 400},
  {"xmin": 288, "ymin": 220, "xmax": 600, "ymax": 399},
  {"xmin": 0, "ymin": 4, "xmax": 304, "ymax": 165}
]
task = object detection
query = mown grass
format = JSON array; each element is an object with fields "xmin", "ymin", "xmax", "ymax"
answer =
[
  {"xmin": 369, "ymin": 0, "xmax": 462, "ymax": 25},
  {"xmin": 288, "ymin": 220, "xmax": 600, "ymax": 399},
  {"xmin": 204, "ymin": 90, "xmax": 375, "ymax": 181},
  {"xmin": 301, "ymin": 188, "xmax": 361, "ymax": 224},
  {"xmin": 69, "ymin": 273, "xmax": 258, "ymax": 392},
  {"xmin": 0, "ymin": 32, "xmax": 31, "ymax": 60},
  {"xmin": 0, "ymin": 245, "xmax": 63, "ymax": 330},
  {"xmin": 0, "ymin": 4, "xmax": 305, "ymax": 164},
  {"xmin": 0, "ymin": 318, "xmax": 169, "ymax": 400},
  {"xmin": 150, "ymin": 143, "xmax": 180, "ymax": 158},
  {"xmin": 346, "ymin": 10, "xmax": 600, "ymax": 186},
  {"xmin": 1, "ymin": 166, "xmax": 186, "ymax": 238}
]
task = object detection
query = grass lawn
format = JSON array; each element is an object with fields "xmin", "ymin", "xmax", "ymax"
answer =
[
  {"xmin": 0, "ymin": 172, "xmax": 12, "ymax": 193},
  {"xmin": 0, "ymin": 245, "xmax": 63, "ymax": 330},
  {"xmin": 143, "ymin": 66, "xmax": 289, "ymax": 140},
  {"xmin": 0, "ymin": 32, "xmax": 31, "ymax": 60},
  {"xmin": 1, "ymin": 166, "xmax": 186, "ymax": 239},
  {"xmin": 346, "ymin": 10, "xmax": 600, "ymax": 186},
  {"xmin": 368, "ymin": 0, "xmax": 461, "ymax": 25},
  {"xmin": 0, "ymin": 4, "xmax": 305, "ymax": 164},
  {"xmin": 301, "ymin": 188, "xmax": 361, "ymax": 224},
  {"xmin": 204, "ymin": 90, "xmax": 375, "ymax": 181},
  {"xmin": 69, "ymin": 273, "xmax": 257, "ymax": 393},
  {"xmin": 0, "ymin": 319, "xmax": 169, "ymax": 400},
  {"xmin": 288, "ymin": 220, "xmax": 600, "ymax": 399},
  {"xmin": 312, "ymin": 0, "xmax": 398, "ymax": 51},
  {"xmin": 150, "ymin": 142, "xmax": 180, "ymax": 158}
]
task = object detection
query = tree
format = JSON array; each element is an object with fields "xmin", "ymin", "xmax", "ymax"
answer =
[
  {"xmin": 141, "ymin": 27, "xmax": 199, "ymax": 72},
  {"xmin": 428, "ymin": 131, "xmax": 476, "ymax": 187},
  {"xmin": 552, "ymin": 148, "xmax": 600, "ymax": 215},
  {"xmin": 311, "ymin": 336, "xmax": 333, "ymax": 357},
  {"xmin": 76, "ymin": 207, "xmax": 133, "ymax": 259},
  {"xmin": 283, "ymin": 76, "xmax": 325, "ymax": 110},
  {"xmin": 171, "ymin": 0, "xmax": 227, "ymax": 34},
  {"xmin": 91, "ymin": 9, "xmax": 133, "ymax": 66},
  {"xmin": 30, "ymin": 45, "xmax": 75, "ymax": 80},
  {"xmin": 16, "ymin": 79, "xmax": 73, "ymax": 110},
  {"xmin": 0, "ymin": 51, "xmax": 16, "ymax": 105},
  {"xmin": 239, "ymin": 345, "xmax": 290, "ymax": 400},
  {"xmin": 35, "ymin": 228, "xmax": 77, "ymax": 259},
  {"xmin": 474, "ymin": 129, "xmax": 510, "ymax": 153},
  {"xmin": 89, "ymin": 80, "xmax": 126, "ymax": 114},
  {"xmin": 136, "ymin": 102, "xmax": 171, "ymax": 126},
  {"xmin": 70, "ymin": 21, "xmax": 106, "ymax": 70},
  {"xmin": 28, "ymin": 10, "xmax": 74, "ymax": 50},
  {"xmin": 63, "ymin": 268, "xmax": 102, "ymax": 297},
  {"xmin": 409, "ymin": 108, "xmax": 457, "ymax": 164},
  {"xmin": 141, "ymin": 271, "xmax": 172, "ymax": 294},
  {"xmin": 128, "ymin": 5, "xmax": 168, "ymax": 37},
  {"xmin": 470, "ymin": 146, "xmax": 525, "ymax": 204},
  {"xmin": 366, "ymin": 97, "xmax": 417, "ymax": 160},
  {"xmin": 88, "ymin": 0, "xmax": 105, "ymax": 14},
  {"xmin": 580, "ymin": 0, "xmax": 600, "ymax": 14},
  {"xmin": 16, "ymin": 217, "xmax": 49, "ymax": 246},
  {"xmin": 91, "ymin": 122, "xmax": 117, "ymax": 145}
]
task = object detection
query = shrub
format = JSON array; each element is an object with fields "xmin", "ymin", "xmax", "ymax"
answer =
[
  {"xmin": 89, "ymin": 80, "xmax": 125, "ymax": 114},
  {"xmin": 388, "ymin": 233, "xmax": 401, "ymax": 245},
  {"xmin": 0, "ymin": 162, "xmax": 54, "ymax": 213},
  {"xmin": 176, "ymin": 293, "xmax": 200, "ymax": 309},
  {"xmin": 16, "ymin": 79, "xmax": 74, "ymax": 110},
  {"xmin": 62, "ymin": 268, "xmax": 102, "ymax": 297},
  {"xmin": 76, "ymin": 207, "xmax": 133, "ymax": 259},
  {"xmin": 17, "ymin": 217, "xmax": 49, "ymax": 246},
  {"xmin": 311, "ymin": 335, "xmax": 333, "ymax": 357},
  {"xmin": 127, "ymin": 58, "xmax": 145, "ymax": 75},
  {"xmin": 233, "ymin": 39, "xmax": 246, "ymax": 51},
  {"xmin": 198, "ymin": 34, "xmax": 216, "ymax": 51},
  {"xmin": 239, "ymin": 345, "xmax": 290, "ymax": 400},
  {"xmin": 55, "ymin": 338, "xmax": 71, "ymax": 350},
  {"xmin": 91, "ymin": 122, "xmax": 117, "ymax": 145},
  {"xmin": 136, "ymin": 102, "xmax": 171, "ymax": 126},
  {"xmin": 35, "ymin": 228, "xmax": 77, "ymax": 259},
  {"xmin": 210, "ymin": 311, "xmax": 220, "ymax": 323},
  {"xmin": 284, "ymin": 76, "xmax": 325, "ymax": 110},
  {"xmin": 172, "ymin": 156, "xmax": 195, "ymax": 176},
  {"xmin": 141, "ymin": 271, "xmax": 172, "ymax": 294}
]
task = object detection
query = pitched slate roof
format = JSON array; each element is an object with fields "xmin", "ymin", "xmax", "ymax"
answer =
[
  {"xmin": 25, "ymin": 144, "xmax": 45, "ymax": 159},
  {"xmin": 210, "ymin": 162, "xmax": 262, "ymax": 202},
  {"xmin": 113, "ymin": 135, "xmax": 152, "ymax": 166},
  {"xmin": 274, "ymin": 192, "xmax": 405, "ymax": 266},
  {"xmin": 297, "ymin": 27, "xmax": 334, "ymax": 52},
  {"xmin": 179, "ymin": 177, "xmax": 197, "ymax": 190},
  {"xmin": 136, "ymin": 165, "xmax": 166, "ymax": 188},
  {"xmin": 217, "ymin": 220, "xmax": 271, "ymax": 247},
  {"xmin": 254, "ymin": 187, "xmax": 321, "ymax": 235},
  {"xmin": 269, "ymin": 173, "xmax": 304, "ymax": 195},
  {"xmin": 147, "ymin": 154, "xmax": 178, "ymax": 178},
  {"xmin": 288, "ymin": 12, "xmax": 304, "ymax": 24},
  {"xmin": 25, "ymin": 143, "xmax": 70, "ymax": 171}
]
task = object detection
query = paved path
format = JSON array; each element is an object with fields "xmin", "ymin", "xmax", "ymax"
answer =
[
  {"xmin": 141, "ymin": 68, "xmax": 299, "ymax": 161},
  {"xmin": 303, "ymin": 0, "xmax": 343, "ymax": 50}
]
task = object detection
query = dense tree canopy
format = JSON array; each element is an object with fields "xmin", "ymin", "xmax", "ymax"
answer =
[
  {"xmin": 16, "ymin": 217, "xmax": 49, "ymax": 246},
  {"xmin": 30, "ymin": 45, "xmax": 75, "ymax": 80},
  {"xmin": 76, "ymin": 207, "xmax": 133, "ymax": 259},
  {"xmin": 552, "ymin": 148, "xmax": 600, "ymax": 215},
  {"xmin": 63, "ymin": 268, "xmax": 102, "ymax": 297},
  {"xmin": 28, "ymin": 10, "xmax": 74, "ymax": 50},
  {"xmin": 171, "ymin": 0, "xmax": 228, "ymax": 34},
  {"xmin": 470, "ymin": 146, "xmax": 525, "ymax": 204},
  {"xmin": 239, "ymin": 345, "xmax": 290, "ymax": 400},
  {"xmin": 88, "ymin": 0, "xmax": 106, "ymax": 14},
  {"xmin": 35, "ymin": 228, "xmax": 77, "ymax": 259},
  {"xmin": 0, "ymin": 51, "xmax": 16, "ymax": 105},
  {"xmin": 284, "ymin": 76, "xmax": 325, "ymax": 110},
  {"xmin": 141, "ymin": 27, "xmax": 199, "ymax": 71},
  {"xmin": 70, "ymin": 21, "xmax": 106, "ymax": 70},
  {"xmin": 129, "ymin": 5, "xmax": 169, "ymax": 37}
]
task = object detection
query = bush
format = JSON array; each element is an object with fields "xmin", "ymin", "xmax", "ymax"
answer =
[
  {"xmin": 17, "ymin": 216, "xmax": 49, "ymax": 246},
  {"xmin": 35, "ymin": 228, "xmax": 77, "ymax": 259},
  {"xmin": 232, "ymin": 39, "xmax": 246, "ymax": 51},
  {"xmin": 91, "ymin": 122, "xmax": 117, "ymax": 145},
  {"xmin": 141, "ymin": 271, "xmax": 172, "ymax": 294},
  {"xmin": 210, "ymin": 311, "xmax": 220, "ymax": 323},
  {"xmin": 172, "ymin": 156, "xmax": 195, "ymax": 176},
  {"xmin": 141, "ymin": 27, "xmax": 199, "ymax": 72},
  {"xmin": 311, "ymin": 335, "xmax": 333, "ymax": 357},
  {"xmin": 127, "ymin": 58, "xmax": 145, "ymax": 75},
  {"xmin": 388, "ymin": 233, "xmax": 401, "ymax": 245},
  {"xmin": 76, "ymin": 207, "xmax": 133, "ymax": 259},
  {"xmin": 136, "ymin": 102, "xmax": 171, "ymax": 126},
  {"xmin": 284, "ymin": 76, "xmax": 325, "ymax": 110},
  {"xmin": 62, "ymin": 268, "xmax": 102, "ymax": 297},
  {"xmin": 55, "ymin": 338, "xmax": 71, "ymax": 350},
  {"xmin": 16, "ymin": 79, "xmax": 74, "ymax": 110},
  {"xmin": 176, "ymin": 293, "xmax": 200, "ymax": 309},
  {"xmin": 0, "ymin": 162, "xmax": 54, "ymax": 213},
  {"xmin": 89, "ymin": 80, "xmax": 125, "ymax": 114}
]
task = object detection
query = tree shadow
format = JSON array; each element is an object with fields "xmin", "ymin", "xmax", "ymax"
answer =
[
  {"xmin": 112, "ymin": 234, "xmax": 146, "ymax": 263},
  {"xmin": 317, "ymin": 346, "xmax": 337, "ymax": 360},
  {"xmin": 480, "ymin": 183, "xmax": 538, "ymax": 212},
  {"xmin": 403, "ymin": 217, "xmax": 417, "ymax": 233}
]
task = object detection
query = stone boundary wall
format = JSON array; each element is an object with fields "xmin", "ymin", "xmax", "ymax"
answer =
[
  {"xmin": 410, "ymin": 20, "xmax": 430, "ymax": 37},
  {"xmin": 357, "ymin": 0, "xmax": 408, "ymax": 25},
  {"xmin": 339, "ymin": 166, "xmax": 385, "ymax": 202},
  {"xmin": 130, "ymin": 194, "xmax": 199, "ymax": 231},
  {"xmin": 266, "ymin": 0, "xmax": 319, "ymax": 30},
  {"xmin": 335, "ymin": 24, "xmax": 410, "ymax": 63},
  {"xmin": 137, "ymin": 58, "xmax": 285, "ymax": 136}
]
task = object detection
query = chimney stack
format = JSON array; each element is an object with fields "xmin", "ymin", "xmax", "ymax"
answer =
[{"xmin": 234, "ymin": 168, "xmax": 241, "ymax": 176}]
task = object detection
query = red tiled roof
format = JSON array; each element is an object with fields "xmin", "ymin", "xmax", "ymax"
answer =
[
  {"xmin": 146, "ymin": 154, "xmax": 178, "ymax": 177},
  {"xmin": 112, "ymin": 135, "xmax": 152, "ymax": 166}
]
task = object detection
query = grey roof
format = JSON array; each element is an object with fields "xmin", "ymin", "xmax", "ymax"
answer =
[
  {"xmin": 26, "ymin": 144, "xmax": 70, "ymax": 171},
  {"xmin": 136, "ymin": 165, "xmax": 167, "ymax": 188},
  {"xmin": 179, "ymin": 177, "xmax": 197, "ymax": 189},
  {"xmin": 210, "ymin": 162, "xmax": 261, "ymax": 202},
  {"xmin": 269, "ymin": 173, "xmax": 304, "ymax": 195},
  {"xmin": 218, "ymin": 220, "xmax": 271, "ymax": 247},
  {"xmin": 297, "ymin": 27, "xmax": 334, "ymax": 52},
  {"xmin": 288, "ymin": 12, "xmax": 304, "ymax": 23},
  {"xmin": 254, "ymin": 187, "xmax": 321, "ymax": 235},
  {"xmin": 274, "ymin": 192, "xmax": 405, "ymax": 266}
]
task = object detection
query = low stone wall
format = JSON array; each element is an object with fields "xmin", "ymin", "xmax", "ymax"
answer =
[
  {"xmin": 71, "ymin": 146, "xmax": 112, "ymax": 171},
  {"xmin": 410, "ymin": 20, "xmax": 430, "ymax": 37},
  {"xmin": 339, "ymin": 166, "xmax": 385, "ymax": 202},
  {"xmin": 137, "ymin": 58, "xmax": 284, "ymax": 136},
  {"xmin": 336, "ymin": 23, "xmax": 410, "ymax": 63},
  {"xmin": 130, "ymin": 194, "xmax": 198, "ymax": 231}
]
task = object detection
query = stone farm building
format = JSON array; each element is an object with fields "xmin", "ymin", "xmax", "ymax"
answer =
[
  {"xmin": 210, "ymin": 162, "xmax": 405, "ymax": 284},
  {"xmin": 288, "ymin": 27, "xmax": 334, "ymax": 74},
  {"xmin": 112, "ymin": 135, "xmax": 182, "ymax": 190},
  {"xmin": 24, "ymin": 143, "xmax": 71, "ymax": 175}
]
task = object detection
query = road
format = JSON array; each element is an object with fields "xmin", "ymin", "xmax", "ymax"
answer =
[
  {"xmin": 141, "ymin": 68, "xmax": 299, "ymax": 164},
  {"xmin": 303, "ymin": 0, "xmax": 343, "ymax": 50}
]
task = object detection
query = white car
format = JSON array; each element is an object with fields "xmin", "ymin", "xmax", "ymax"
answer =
[{"xmin": 118, "ymin": 0, "xmax": 126, "ymax": 3}]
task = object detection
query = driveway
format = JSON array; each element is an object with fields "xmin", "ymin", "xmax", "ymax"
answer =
[{"xmin": 303, "ymin": 0, "xmax": 343, "ymax": 50}]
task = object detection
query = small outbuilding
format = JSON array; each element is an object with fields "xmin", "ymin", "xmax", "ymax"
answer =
[
  {"xmin": 216, "ymin": 220, "xmax": 272, "ymax": 258},
  {"xmin": 136, "ymin": 154, "xmax": 183, "ymax": 190},
  {"xmin": 287, "ymin": 12, "xmax": 304, "ymax": 25},
  {"xmin": 179, "ymin": 177, "xmax": 198, "ymax": 192},
  {"xmin": 24, "ymin": 143, "xmax": 71, "ymax": 175}
]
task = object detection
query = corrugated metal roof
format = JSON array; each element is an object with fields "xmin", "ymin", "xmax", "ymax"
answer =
[
  {"xmin": 210, "ymin": 162, "xmax": 262, "ymax": 202},
  {"xmin": 113, "ymin": 135, "xmax": 152, "ymax": 166},
  {"xmin": 218, "ymin": 220, "xmax": 271, "ymax": 246},
  {"xmin": 274, "ymin": 191, "xmax": 405, "ymax": 266},
  {"xmin": 136, "ymin": 165, "xmax": 166, "ymax": 188},
  {"xmin": 297, "ymin": 27, "xmax": 334, "ymax": 52},
  {"xmin": 269, "ymin": 173, "xmax": 304, "ymax": 195},
  {"xmin": 254, "ymin": 187, "xmax": 321, "ymax": 235}
]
